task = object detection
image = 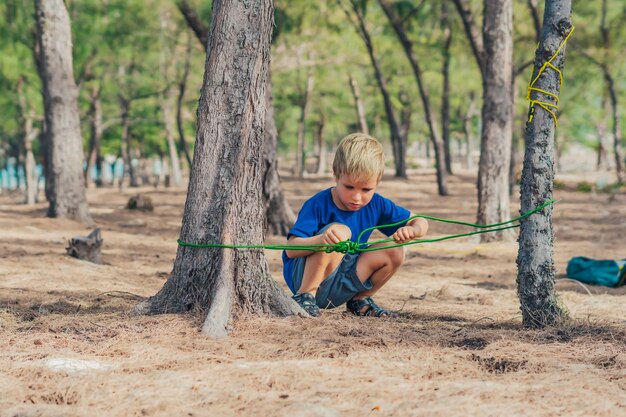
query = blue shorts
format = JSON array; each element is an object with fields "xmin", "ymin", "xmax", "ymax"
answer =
[{"xmin": 290, "ymin": 226, "xmax": 372, "ymax": 309}]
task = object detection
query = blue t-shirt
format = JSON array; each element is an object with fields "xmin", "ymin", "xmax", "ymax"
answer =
[{"xmin": 282, "ymin": 187, "xmax": 410, "ymax": 293}]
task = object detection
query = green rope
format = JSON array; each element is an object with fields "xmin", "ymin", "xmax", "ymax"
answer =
[{"xmin": 177, "ymin": 199, "xmax": 555, "ymax": 254}]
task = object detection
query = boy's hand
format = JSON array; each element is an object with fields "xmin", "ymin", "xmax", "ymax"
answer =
[
  {"xmin": 391, "ymin": 225, "xmax": 417, "ymax": 244},
  {"xmin": 322, "ymin": 224, "xmax": 351, "ymax": 245},
  {"xmin": 392, "ymin": 221, "xmax": 426, "ymax": 244}
]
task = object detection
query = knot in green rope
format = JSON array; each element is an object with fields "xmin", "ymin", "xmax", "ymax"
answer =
[{"xmin": 325, "ymin": 240, "xmax": 360, "ymax": 254}]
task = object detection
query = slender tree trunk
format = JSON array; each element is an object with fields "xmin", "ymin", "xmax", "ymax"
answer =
[
  {"xmin": 596, "ymin": 95, "xmax": 609, "ymax": 170},
  {"xmin": 378, "ymin": 0, "xmax": 446, "ymax": 191},
  {"xmin": 476, "ymin": 0, "xmax": 513, "ymax": 241},
  {"xmin": 441, "ymin": 0, "xmax": 453, "ymax": 175},
  {"xmin": 599, "ymin": 0, "xmax": 624, "ymax": 182},
  {"xmin": 118, "ymin": 97, "xmax": 138, "ymax": 189},
  {"xmin": 162, "ymin": 88, "xmax": 183, "ymax": 187},
  {"xmin": 17, "ymin": 77, "xmax": 38, "ymax": 205},
  {"xmin": 527, "ymin": 0, "xmax": 542, "ymax": 42},
  {"xmin": 348, "ymin": 75, "xmax": 369, "ymax": 134},
  {"xmin": 342, "ymin": 0, "xmax": 406, "ymax": 178},
  {"xmin": 607, "ymin": 73, "xmax": 624, "ymax": 182},
  {"xmin": 177, "ymin": 32, "xmax": 194, "ymax": 169},
  {"xmin": 462, "ymin": 92, "xmax": 477, "ymax": 171},
  {"xmin": 316, "ymin": 112, "xmax": 327, "ymax": 175},
  {"xmin": 509, "ymin": 78, "xmax": 521, "ymax": 195},
  {"xmin": 295, "ymin": 72, "xmax": 314, "ymax": 178},
  {"xmin": 263, "ymin": 68, "xmax": 295, "ymax": 235},
  {"xmin": 85, "ymin": 84, "xmax": 102, "ymax": 188},
  {"xmin": 517, "ymin": 0, "xmax": 573, "ymax": 328},
  {"xmin": 451, "ymin": 0, "xmax": 486, "ymax": 76},
  {"xmin": 35, "ymin": 0, "xmax": 91, "ymax": 223},
  {"xmin": 137, "ymin": 0, "xmax": 301, "ymax": 336}
]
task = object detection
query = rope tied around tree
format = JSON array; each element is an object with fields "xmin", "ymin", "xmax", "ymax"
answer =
[
  {"xmin": 176, "ymin": 200, "xmax": 556, "ymax": 255},
  {"xmin": 526, "ymin": 26, "xmax": 575, "ymax": 127}
]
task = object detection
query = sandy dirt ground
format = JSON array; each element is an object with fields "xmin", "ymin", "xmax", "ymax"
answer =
[{"xmin": 1, "ymin": 168, "xmax": 626, "ymax": 417}]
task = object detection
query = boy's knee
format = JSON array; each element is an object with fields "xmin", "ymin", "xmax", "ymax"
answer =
[{"xmin": 387, "ymin": 246, "xmax": 405, "ymax": 266}]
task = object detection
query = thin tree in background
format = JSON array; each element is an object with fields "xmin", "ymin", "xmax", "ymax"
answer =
[
  {"xmin": 378, "ymin": 0, "xmax": 448, "ymax": 195},
  {"xmin": 440, "ymin": 0, "xmax": 453, "ymax": 176},
  {"xmin": 34, "ymin": 0, "xmax": 91, "ymax": 224},
  {"xmin": 295, "ymin": 71, "xmax": 314, "ymax": 178},
  {"xmin": 136, "ymin": 0, "xmax": 301, "ymax": 336},
  {"xmin": 264, "ymin": 69, "xmax": 296, "ymax": 235},
  {"xmin": 339, "ymin": 0, "xmax": 407, "ymax": 178},
  {"xmin": 517, "ymin": 0, "xmax": 573, "ymax": 328},
  {"xmin": 348, "ymin": 75, "xmax": 369, "ymax": 135},
  {"xmin": 16, "ymin": 76, "xmax": 39, "ymax": 205},
  {"xmin": 452, "ymin": 0, "xmax": 513, "ymax": 241}
]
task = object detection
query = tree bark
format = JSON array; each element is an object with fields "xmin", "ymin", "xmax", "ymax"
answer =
[
  {"xmin": 476, "ymin": 0, "xmax": 513, "ymax": 241},
  {"xmin": 348, "ymin": 75, "xmax": 369, "ymax": 134},
  {"xmin": 342, "ymin": 0, "xmax": 406, "ymax": 178},
  {"xmin": 295, "ymin": 72, "xmax": 314, "ymax": 178},
  {"xmin": 137, "ymin": 0, "xmax": 301, "ymax": 336},
  {"xmin": 517, "ymin": 0, "xmax": 573, "ymax": 328},
  {"xmin": 35, "ymin": 0, "xmax": 91, "ymax": 223},
  {"xmin": 379, "ymin": 0, "xmax": 447, "ymax": 192}
]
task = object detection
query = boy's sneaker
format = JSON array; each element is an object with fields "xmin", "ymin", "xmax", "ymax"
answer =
[{"xmin": 292, "ymin": 293, "xmax": 320, "ymax": 317}]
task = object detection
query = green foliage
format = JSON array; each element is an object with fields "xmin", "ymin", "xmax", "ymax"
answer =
[{"xmin": 0, "ymin": 0, "xmax": 624, "ymax": 171}]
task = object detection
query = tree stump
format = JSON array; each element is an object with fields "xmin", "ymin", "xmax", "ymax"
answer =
[
  {"xmin": 66, "ymin": 228, "xmax": 103, "ymax": 264},
  {"xmin": 126, "ymin": 194, "xmax": 154, "ymax": 211}
]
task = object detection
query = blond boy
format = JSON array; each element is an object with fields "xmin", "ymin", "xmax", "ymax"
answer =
[{"xmin": 282, "ymin": 133, "xmax": 428, "ymax": 317}]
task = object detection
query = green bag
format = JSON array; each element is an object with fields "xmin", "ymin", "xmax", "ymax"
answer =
[{"xmin": 566, "ymin": 257, "xmax": 626, "ymax": 288}]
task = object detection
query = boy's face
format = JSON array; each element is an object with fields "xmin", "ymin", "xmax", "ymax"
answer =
[{"xmin": 333, "ymin": 174, "xmax": 379, "ymax": 211}]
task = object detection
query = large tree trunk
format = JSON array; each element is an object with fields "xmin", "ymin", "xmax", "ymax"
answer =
[
  {"xmin": 137, "ymin": 0, "xmax": 301, "ymax": 336},
  {"xmin": 379, "ymin": 0, "xmax": 447, "ymax": 192},
  {"xmin": 343, "ymin": 0, "xmax": 406, "ymax": 178},
  {"xmin": 476, "ymin": 0, "xmax": 513, "ymax": 241},
  {"xmin": 517, "ymin": 0, "xmax": 572, "ymax": 328},
  {"xmin": 35, "ymin": 0, "xmax": 91, "ymax": 223},
  {"xmin": 177, "ymin": 0, "xmax": 293, "ymax": 234},
  {"xmin": 295, "ymin": 72, "xmax": 314, "ymax": 178},
  {"xmin": 348, "ymin": 75, "xmax": 369, "ymax": 134},
  {"xmin": 263, "ymin": 70, "xmax": 296, "ymax": 236}
]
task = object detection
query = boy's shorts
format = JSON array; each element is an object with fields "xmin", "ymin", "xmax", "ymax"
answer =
[{"xmin": 290, "ymin": 225, "xmax": 372, "ymax": 309}]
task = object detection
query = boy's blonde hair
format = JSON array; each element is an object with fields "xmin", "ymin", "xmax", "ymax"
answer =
[{"xmin": 333, "ymin": 133, "xmax": 384, "ymax": 182}]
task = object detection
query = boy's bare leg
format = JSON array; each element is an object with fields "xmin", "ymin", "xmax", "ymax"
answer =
[
  {"xmin": 297, "ymin": 251, "xmax": 344, "ymax": 294},
  {"xmin": 353, "ymin": 242, "xmax": 405, "ymax": 300}
]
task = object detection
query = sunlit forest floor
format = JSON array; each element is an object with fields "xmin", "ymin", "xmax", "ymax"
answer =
[{"xmin": 1, "ymin": 166, "xmax": 626, "ymax": 417}]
